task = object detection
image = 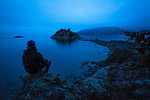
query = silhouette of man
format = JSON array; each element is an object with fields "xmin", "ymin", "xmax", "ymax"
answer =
[{"xmin": 22, "ymin": 40, "xmax": 51, "ymax": 74}]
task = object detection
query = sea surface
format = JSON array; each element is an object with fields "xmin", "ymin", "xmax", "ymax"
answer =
[{"xmin": 0, "ymin": 36, "xmax": 110, "ymax": 98}]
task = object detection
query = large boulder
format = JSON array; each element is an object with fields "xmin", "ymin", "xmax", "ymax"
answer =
[{"xmin": 51, "ymin": 29, "xmax": 81, "ymax": 39}]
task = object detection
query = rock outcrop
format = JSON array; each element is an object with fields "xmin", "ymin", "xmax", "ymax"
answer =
[
  {"xmin": 82, "ymin": 48, "xmax": 150, "ymax": 100},
  {"xmin": 51, "ymin": 29, "xmax": 80, "ymax": 39},
  {"xmin": 13, "ymin": 36, "xmax": 24, "ymax": 38},
  {"xmin": 11, "ymin": 71, "xmax": 106, "ymax": 100}
]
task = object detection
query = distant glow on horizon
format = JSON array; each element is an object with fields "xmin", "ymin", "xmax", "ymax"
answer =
[{"xmin": 0, "ymin": 0, "xmax": 150, "ymax": 33}]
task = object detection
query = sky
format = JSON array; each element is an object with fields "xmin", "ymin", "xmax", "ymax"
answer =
[{"xmin": 0, "ymin": 0, "xmax": 150, "ymax": 36}]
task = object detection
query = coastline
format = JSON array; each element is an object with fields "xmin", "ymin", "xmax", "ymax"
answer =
[
  {"xmin": 79, "ymin": 39, "xmax": 140, "ymax": 78},
  {"xmin": 81, "ymin": 39, "xmax": 140, "ymax": 54},
  {"xmin": 81, "ymin": 39, "xmax": 150, "ymax": 100},
  {"xmin": 11, "ymin": 39, "xmax": 150, "ymax": 100}
]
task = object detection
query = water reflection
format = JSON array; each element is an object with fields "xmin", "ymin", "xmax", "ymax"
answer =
[{"xmin": 52, "ymin": 38, "xmax": 77, "ymax": 47}]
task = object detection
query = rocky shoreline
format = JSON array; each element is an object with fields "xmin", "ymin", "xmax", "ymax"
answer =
[
  {"xmin": 81, "ymin": 39, "xmax": 150, "ymax": 100},
  {"xmin": 82, "ymin": 39, "xmax": 140, "ymax": 54},
  {"xmin": 11, "ymin": 39, "xmax": 150, "ymax": 100}
]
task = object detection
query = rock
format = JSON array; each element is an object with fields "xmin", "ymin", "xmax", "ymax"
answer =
[
  {"xmin": 83, "ymin": 48, "xmax": 150, "ymax": 100},
  {"xmin": 84, "ymin": 66, "xmax": 109, "ymax": 82},
  {"xmin": 11, "ymin": 71, "xmax": 107, "ymax": 100},
  {"xmin": 134, "ymin": 87, "xmax": 150, "ymax": 100},
  {"xmin": 81, "ymin": 61, "xmax": 90, "ymax": 66},
  {"xmin": 13, "ymin": 36, "xmax": 24, "ymax": 38},
  {"xmin": 51, "ymin": 28, "xmax": 80, "ymax": 39},
  {"xmin": 105, "ymin": 48, "xmax": 135, "ymax": 64}
]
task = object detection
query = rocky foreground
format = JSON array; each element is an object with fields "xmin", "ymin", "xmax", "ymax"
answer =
[
  {"xmin": 12, "ymin": 71, "xmax": 106, "ymax": 100},
  {"xmin": 11, "ymin": 40, "xmax": 150, "ymax": 100}
]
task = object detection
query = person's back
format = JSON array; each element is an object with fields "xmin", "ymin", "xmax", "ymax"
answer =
[{"xmin": 22, "ymin": 40, "xmax": 51, "ymax": 74}]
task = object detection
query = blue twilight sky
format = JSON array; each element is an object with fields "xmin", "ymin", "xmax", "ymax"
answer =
[{"xmin": 0, "ymin": 0, "xmax": 150, "ymax": 36}]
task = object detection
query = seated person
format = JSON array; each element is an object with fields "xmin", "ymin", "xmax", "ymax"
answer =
[{"xmin": 22, "ymin": 40, "xmax": 51, "ymax": 74}]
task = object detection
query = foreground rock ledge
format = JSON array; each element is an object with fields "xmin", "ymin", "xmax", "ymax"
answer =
[{"xmin": 11, "ymin": 71, "xmax": 106, "ymax": 100}]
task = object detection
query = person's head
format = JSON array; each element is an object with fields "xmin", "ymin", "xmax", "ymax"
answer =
[{"xmin": 27, "ymin": 40, "xmax": 37, "ymax": 51}]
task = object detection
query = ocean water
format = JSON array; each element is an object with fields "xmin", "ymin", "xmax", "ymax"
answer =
[{"xmin": 0, "ymin": 37, "xmax": 109, "ymax": 98}]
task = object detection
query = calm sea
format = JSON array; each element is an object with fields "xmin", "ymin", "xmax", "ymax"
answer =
[{"xmin": 0, "ymin": 36, "xmax": 109, "ymax": 99}]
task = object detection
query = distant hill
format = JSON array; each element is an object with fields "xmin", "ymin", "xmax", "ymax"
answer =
[{"xmin": 78, "ymin": 27, "xmax": 123, "ymax": 36}]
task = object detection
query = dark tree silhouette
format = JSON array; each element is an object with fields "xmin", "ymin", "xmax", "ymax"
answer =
[
  {"xmin": 124, "ymin": 31, "xmax": 150, "ymax": 67},
  {"xmin": 124, "ymin": 31, "xmax": 150, "ymax": 54},
  {"xmin": 124, "ymin": 31, "xmax": 150, "ymax": 47}
]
